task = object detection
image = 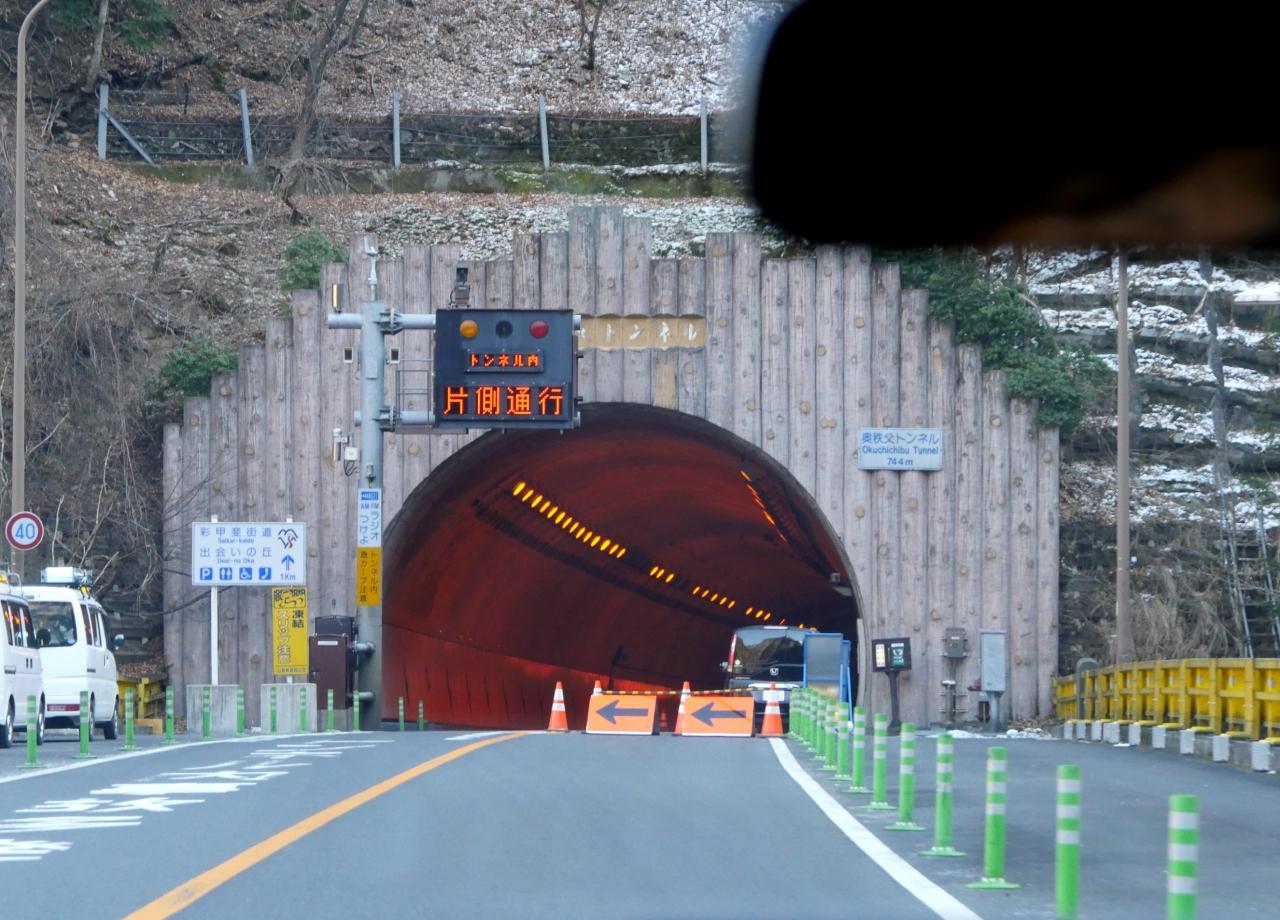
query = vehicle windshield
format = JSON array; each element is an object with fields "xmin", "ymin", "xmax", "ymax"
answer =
[
  {"xmin": 733, "ymin": 628, "xmax": 806, "ymax": 681},
  {"xmin": 30, "ymin": 600, "xmax": 80, "ymax": 648}
]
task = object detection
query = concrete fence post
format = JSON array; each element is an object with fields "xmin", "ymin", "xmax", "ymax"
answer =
[
  {"xmin": 1167, "ymin": 795, "xmax": 1199, "ymax": 920},
  {"xmin": 700, "ymin": 100, "xmax": 708, "ymax": 175},
  {"xmin": 97, "ymin": 84, "xmax": 108, "ymax": 160},
  {"xmin": 968, "ymin": 746, "xmax": 1020, "ymax": 889},
  {"xmin": 537, "ymin": 94, "xmax": 550, "ymax": 170},
  {"xmin": 237, "ymin": 87, "xmax": 255, "ymax": 166},
  {"xmin": 392, "ymin": 90, "xmax": 401, "ymax": 167}
]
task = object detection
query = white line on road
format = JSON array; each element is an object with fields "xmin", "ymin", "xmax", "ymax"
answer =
[
  {"xmin": 769, "ymin": 739, "xmax": 983, "ymax": 920},
  {"xmin": 0, "ymin": 732, "xmax": 389, "ymax": 787},
  {"xmin": 444, "ymin": 731, "xmax": 509, "ymax": 741}
]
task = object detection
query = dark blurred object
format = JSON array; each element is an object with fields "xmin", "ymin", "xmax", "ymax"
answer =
[{"xmin": 749, "ymin": 1, "xmax": 1280, "ymax": 247}]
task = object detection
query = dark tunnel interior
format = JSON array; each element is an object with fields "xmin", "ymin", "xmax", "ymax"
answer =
[{"xmin": 382, "ymin": 404, "xmax": 859, "ymax": 729}]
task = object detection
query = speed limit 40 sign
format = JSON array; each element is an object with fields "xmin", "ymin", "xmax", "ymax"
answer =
[{"xmin": 6, "ymin": 512, "xmax": 44, "ymax": 551}]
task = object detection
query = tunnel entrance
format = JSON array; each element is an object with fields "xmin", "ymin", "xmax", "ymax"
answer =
[{"xmin": 382, "ymin": 404, "xmax": 860, "ymax": 729}]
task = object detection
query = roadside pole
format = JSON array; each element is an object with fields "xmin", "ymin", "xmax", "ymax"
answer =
[{"xmin": 356, "ymin": 286, "xmax": 385, "ymax": 730}]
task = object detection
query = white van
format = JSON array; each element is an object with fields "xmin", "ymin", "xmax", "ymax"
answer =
[
  {"xmin": 26, "ymin": 567, "xmax": 120, "ymax": 740},
  {"xmin": 0, "ymin": 572, "xmax": 44, "ymax": 748}
]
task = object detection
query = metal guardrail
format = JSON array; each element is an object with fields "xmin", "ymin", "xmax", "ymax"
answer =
[
  {"xmin": 96, "ymin": 85, "xmax": 733, "ymax": 170},
  {"xmin": 1053, "ymin": 658, "xmax": 1280, "ymax": 741}
]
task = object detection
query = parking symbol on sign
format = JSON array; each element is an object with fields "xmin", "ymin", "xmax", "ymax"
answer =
[{"xmin": 200, "ymin": 567, "xmax": 213, "ymax": 582}]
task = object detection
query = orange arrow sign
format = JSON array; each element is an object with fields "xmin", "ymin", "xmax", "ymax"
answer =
[
  {"xmin": 679, "ymin": 696, "xmax": 755, "ymax": 737},
  {"xmin": 585, "ymin": 694, "xmax": 658, "ymax": 735}
]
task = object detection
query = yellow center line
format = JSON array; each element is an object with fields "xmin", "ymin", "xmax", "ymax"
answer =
[{"xmin": 124, "ymin": 731, "xmax": 528, "ymax": 920}]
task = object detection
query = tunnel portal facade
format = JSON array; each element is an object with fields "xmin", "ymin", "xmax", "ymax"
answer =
[{"xmin": 163, "ymin": 207, "xmax": 1059, "ymax": 728}]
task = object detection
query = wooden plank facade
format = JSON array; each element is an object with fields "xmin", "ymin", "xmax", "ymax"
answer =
[{"xmin": 162, "ymin": 207, "xmax": 1060, "ymax": 725}]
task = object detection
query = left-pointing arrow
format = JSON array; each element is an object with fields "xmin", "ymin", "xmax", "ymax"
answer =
[
  {"xmin": 691, "ymin": 702, "xmax": 749, "ymax": 727},
  {"xmin": 597, "ymin": 700, "xmax": 650, "ymax": 724}
]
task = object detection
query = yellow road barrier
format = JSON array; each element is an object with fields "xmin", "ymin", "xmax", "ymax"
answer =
[{"xmin": 1053, "ymin": 658, "xmax": 1280, "ymax": 741}]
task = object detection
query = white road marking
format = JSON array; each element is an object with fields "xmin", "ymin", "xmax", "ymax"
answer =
[
  {"xmin": 444, "ymin": 731, "xmax": 508, "ymax": 741},
  {"xmin": 0, "ymin": 734, "xmax": 392, "ymax": 864},
  {"xmin": 90, "ymin": 783, "xmax": 252, "ymax": 796},
  {"xmin": 769, "ymin": 739, "xmax": 984, "ymax": 920},
  {"xmin": 0, "ymin": 838, "xmax": 73, "ymax": 861},
  {"xmin": 0, "ymin": 815, "xmax": 141, "ymax": 833}
]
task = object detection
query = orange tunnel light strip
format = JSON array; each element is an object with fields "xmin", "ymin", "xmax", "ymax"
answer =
[{"xmin": 512, "ymin": 481, "xmax": 526, "ymax": 496}]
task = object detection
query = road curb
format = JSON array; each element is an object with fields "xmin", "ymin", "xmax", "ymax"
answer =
[{"xmin": 1057, "ymin": 720, "xmax": 1280, "ymax": 775}]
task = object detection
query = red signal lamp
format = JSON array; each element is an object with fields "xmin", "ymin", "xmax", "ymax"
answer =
[{"xmin": 529, "ymin": 319, "xmax": 549, "ymax": 339}]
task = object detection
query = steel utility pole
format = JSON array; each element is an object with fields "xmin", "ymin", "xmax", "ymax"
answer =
[
  {"xmin": 12, "ymin": 0, "xmax": 52, "ymax": 576},
  {"xmin": 1115, "ymin": 250, "xmax": 1133, "ymax": 663},
  {"xmin": 328, "ymin": 244, "xmax": 435, "ymax": 727}
]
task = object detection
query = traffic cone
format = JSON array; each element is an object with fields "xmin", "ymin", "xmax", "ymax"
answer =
[
  {"xmin": 674, "ymin": 681, "xmax": 691, "ymax": 735},
  {"xmin": 592, "ymin": 680, "xmax": 603, "ymax": 696},
  {"xmin": 759, "ymin": 682, "xmax": 784, "ymax": 737},
  {"xmin": 547, "ymin": 682, "xmax": 569, "ymax": 732}
]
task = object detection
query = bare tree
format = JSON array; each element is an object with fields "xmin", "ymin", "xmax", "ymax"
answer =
[
  {"xmin": 276, "ymin": 0, "xmax": 372, "ymax": 221},
  {"xmin": 576, "ymin": 1, "xmax": 607, "ymax": 73},
  {"xmin": 84, "ymin": 0, "xmax": 112, "ymax": 91}
]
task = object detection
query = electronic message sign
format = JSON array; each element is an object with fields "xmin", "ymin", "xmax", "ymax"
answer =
[{"xmin": 433, "ymin": 309, "xmax": 577, "ymax": 430}]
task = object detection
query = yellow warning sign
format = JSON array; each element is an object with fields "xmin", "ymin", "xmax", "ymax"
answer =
[
  {"xmin": 357, "ymin": 546, "xmax": 382, "ymax": 606},
  {"xmin": 270, "ymin": 587, "xmax": 309, "ymax": 678}
]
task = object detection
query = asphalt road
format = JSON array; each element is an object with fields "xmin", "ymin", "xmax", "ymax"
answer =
[{"xmin": 0, "ymin": 727, "xmax": 1275, "ymax": 919}]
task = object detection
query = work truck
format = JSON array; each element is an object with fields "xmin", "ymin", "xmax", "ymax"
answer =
[{"xmin": 721, "ymin": 624, "xmax": 852, "ymax": 730}]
